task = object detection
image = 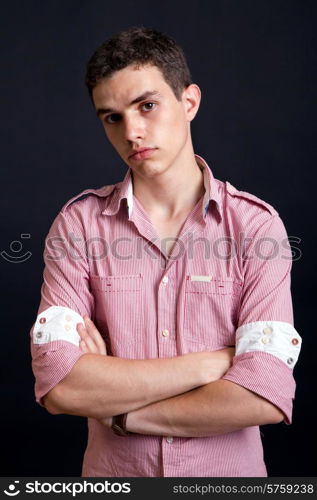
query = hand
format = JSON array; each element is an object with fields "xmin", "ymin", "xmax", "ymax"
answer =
[
  {"xmin": 76, "ymin": 316, "xmax": 111, "ymax": 427},
  {"xmin": 210, "ymin": 346, "xmax": 235, "ymax": 375},
  {"xmin": 76, "ymin": 316, "xmax": 107, "ymax": 355},
  {"xmin": 187, "ymin": 347, "xmax": 235, "ymax": 385},
  {"xmin": 98, "ymin": 416, "xmax": 112, "ymax": 428},
  {"xmin": 207, "ymin": 346, "xmax": 235, "ymax": 381}
]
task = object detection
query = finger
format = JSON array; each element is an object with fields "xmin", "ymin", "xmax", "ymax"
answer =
[
  {"xmin": 76, "ymin": 322, "xmax": 87, "ymax": 340},
  {"xmin": 82, "ymin": 334, "xmax": 98, "ymax": 354},
  {"xmin": 83, "ymin": 316, "xmax": 107, "ymax": 355},
  {"xmin": 80, "ymin": 340, "xmax": 89, "ymax": 353},
  {"xmin": 77, "ymin": 323, "xmax": 98, "ymax": 354},
  {"xmin": 77, "ymin": 323, "xmax": 93, "ymax": 345}
]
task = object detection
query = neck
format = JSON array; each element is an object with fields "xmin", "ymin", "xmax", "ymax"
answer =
[{"xmin": 132, "ymin": 149, "xmax": 205, "ymax": 220}]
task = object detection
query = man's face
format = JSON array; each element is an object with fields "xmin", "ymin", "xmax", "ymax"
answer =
[{"xmin": 92, "ymin": 64, "xmax": 199, "ymax": 180}]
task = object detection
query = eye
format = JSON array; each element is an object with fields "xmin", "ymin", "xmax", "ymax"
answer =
[
  {"xmin": 105, "ymin": 114, "xmax": 121, "ymax": 124},
  {"xmin": 141, "ymin": 102, "xmax": 156, "ymax": 112}
]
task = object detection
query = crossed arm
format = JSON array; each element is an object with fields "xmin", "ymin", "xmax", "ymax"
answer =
[{"xmin": 43, "ymin": 317, "xmax": 284, "ymax": 436}]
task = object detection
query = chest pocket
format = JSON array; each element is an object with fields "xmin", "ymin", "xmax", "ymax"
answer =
[
  {"xmin": 183, "ymin": 276, "xmax": 243, "ymax": 349},
  {"xmin": 90, "ymin": 274, "xmax": 143, "ymax": 356}
]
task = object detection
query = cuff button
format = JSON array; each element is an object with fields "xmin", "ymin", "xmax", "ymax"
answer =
[
  {"xmin": 263, "ymin": 327, "xmax": 273, "ymax": 335},
  {"xmin": 39, "ymin": 317, "xmax": 46, "ymax": 324},
  {"xmin": 291, "ymin": 338, "xmax": 299, "ymax": 345}
]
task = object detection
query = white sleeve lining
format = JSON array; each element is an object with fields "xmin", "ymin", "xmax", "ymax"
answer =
[
  {"xmin": 33, "ymin": 306, "xmax": 84, "ymax": 347},
  {"xmin": 235, "ymin": 320, "xmax": 301, "ymax": 368}
]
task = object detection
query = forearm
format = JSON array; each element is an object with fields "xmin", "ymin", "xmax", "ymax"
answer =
[
  {"xmin": 127, "ymin": 379, "xmax": 284, "ymax": 437},
  {"xmin": 44, "ymin": 351, "xmax": 214, "ymax": 419}
]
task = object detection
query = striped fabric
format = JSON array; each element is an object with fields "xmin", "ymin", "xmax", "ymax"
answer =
[{"xmin": 30, "ymin": 155, "xmax": 301, "ymax": 477}]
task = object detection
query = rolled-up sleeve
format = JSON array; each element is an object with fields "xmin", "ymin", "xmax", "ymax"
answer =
[
  {"xmin": 222, "ymin": 214, "xmax": 301, "ymax": 424},
  {"xmin": 30, "ymin": 207, "xmax": 94, "ymax": 405}
]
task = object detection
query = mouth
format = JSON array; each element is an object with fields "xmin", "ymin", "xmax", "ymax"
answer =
[{"xmin": 128, "ymin": 148, "xmax": 157, "ymax": 161}]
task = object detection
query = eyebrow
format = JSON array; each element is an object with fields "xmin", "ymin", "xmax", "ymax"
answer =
[{"xmin": 96, "ymin": 90, "xmax": 162, "ymax": 117}]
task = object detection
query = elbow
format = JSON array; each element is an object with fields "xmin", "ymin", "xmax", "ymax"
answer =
[
  {"xmin": 271, "ymin": 409, "xmax": 285, "ymax": 424},
  {"xmin": 265, "ymin": 403, "xmax": 285, "ymax": 425},
  {"xmin": 43, "ymin": 386, "xmax": 65, "ymax": 415}
]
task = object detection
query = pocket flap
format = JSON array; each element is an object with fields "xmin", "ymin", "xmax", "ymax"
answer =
[
  {"xmin": 186, "ymin": 275, "xmax": 243, "ymax": 295},
  {"xmin": 90, "ymin": 274, "xmax": 142, "ymax": 292}
]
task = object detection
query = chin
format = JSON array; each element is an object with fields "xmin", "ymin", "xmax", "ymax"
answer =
[{"xmin": 133, "ymin": 160, "xmax": 167, "ymax": 179}]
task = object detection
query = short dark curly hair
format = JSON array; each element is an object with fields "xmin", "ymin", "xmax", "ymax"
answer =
[{"xmin": 85, "ymin": 27, "xmax": 192, "ymax": 101}]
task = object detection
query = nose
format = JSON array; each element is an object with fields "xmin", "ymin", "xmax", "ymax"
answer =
[{"xmin": 123, "ymin": 114, "xmax": 145, "ymax": 142}]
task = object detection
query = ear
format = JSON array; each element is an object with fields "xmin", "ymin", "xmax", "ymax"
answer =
[{"xmin": 182, "ymin": 84, "xmax": 201, "ymax": 121}]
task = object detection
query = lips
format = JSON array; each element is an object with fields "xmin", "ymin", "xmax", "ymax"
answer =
[{"xmin": 129, "ymin": 148, "xmax": 157, "ymax": 161}]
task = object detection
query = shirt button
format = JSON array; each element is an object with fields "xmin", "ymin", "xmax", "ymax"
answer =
[
  {"xmin": 263, "ymin": 327, "xmax": 273, "ymax": 335},
  {"xmin": 162, "ymin": 329, "xmax": 169, "ymax": 337},
  {"xmin": 162, "ymin": 276, "xmax": 169, "ymax": 284},
  {"xmin": 292, "ymin": 338, "xmax": 299, "ymax": 345},
  {"xmin": 166, "ymin": 437, "xmax": 173, "ymax": 444},
  {"xmin": 65, "ymin": 315, "xmax": 72, "ymax": 322},
  {"xmin": 36, "ymin": 332, "xmax": 43, "ymax": 338},
  {"xmin": 287, "ymin": 357, "xmax": 294, "ymax": 365},
  {"xmin": 39, "ymin": 317, "xmax": 46, "ymax": 324},
  {"xmin": 64, "ymin": 324, "xmax": 71, "ymax": 331},
  {"xmin": 261, "ymin": 337, "xmax": 269, "ymax": 344}
]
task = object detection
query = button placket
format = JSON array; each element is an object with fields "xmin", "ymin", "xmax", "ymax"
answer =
[
  {"xmin": 157, "ymin": 271, "xmax": 175, "ymax": 349},
  {"xmin": 161, "ymin": 276, "xmax": 170, "ymax": 338}
]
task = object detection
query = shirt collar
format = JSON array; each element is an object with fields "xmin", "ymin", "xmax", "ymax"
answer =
[
  {"xmin": 195, "ymin": 154, "xmax": 222, "ymax": 220},
  {"xmin": 102, "ymin": 154, "xmax": 222, "ymax": 220},
  {"xmin": 101, "ymin": 169, "xmax": 133, "ymax": 217}
]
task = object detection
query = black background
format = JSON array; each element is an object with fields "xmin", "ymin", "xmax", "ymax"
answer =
[{"xmin": 1, "ymin": 0, "xmax": 316, "ymax": 477}]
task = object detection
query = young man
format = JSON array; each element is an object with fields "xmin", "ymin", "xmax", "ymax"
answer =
[{"xmin": 30, "ymin": 27, "xmax": 301, "ymax": 477}]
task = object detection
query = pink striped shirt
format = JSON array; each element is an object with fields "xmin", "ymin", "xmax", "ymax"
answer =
[{"xmin": 30, "ymin": 155, "xmax": 301, "ymax": 477}]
